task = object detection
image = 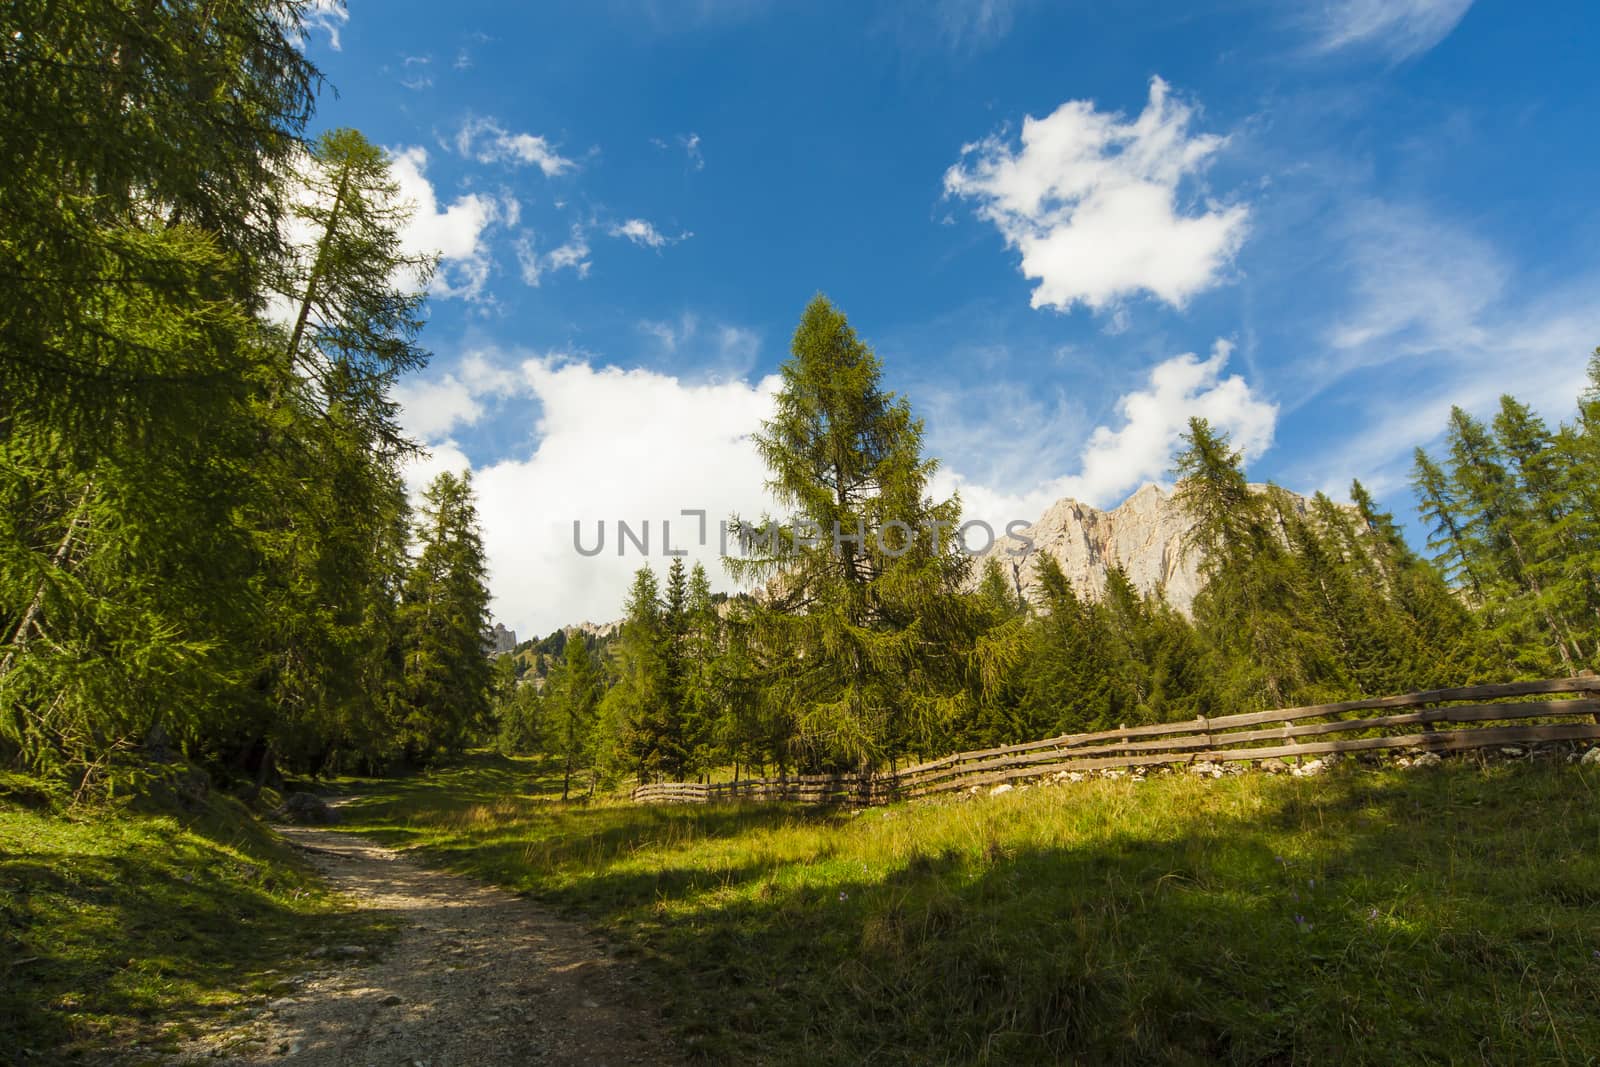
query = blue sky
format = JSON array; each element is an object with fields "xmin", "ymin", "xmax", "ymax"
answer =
[{"xmin": 298, "ymin": 1, "xmax": 1600, "ymax": 636}]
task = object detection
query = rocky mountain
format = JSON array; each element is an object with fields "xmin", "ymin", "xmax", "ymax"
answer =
[{"xmin": 978, "ymin": 482, "xmax": 1322, "ymax": 617}]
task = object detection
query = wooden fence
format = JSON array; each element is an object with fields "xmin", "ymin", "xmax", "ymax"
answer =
[{"xmin": 630, "ymin": 675, "xmax": 1600, "ymax": 807}]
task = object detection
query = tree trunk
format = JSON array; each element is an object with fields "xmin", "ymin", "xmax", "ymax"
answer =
[{"xmin": 285, "ymin": 161, "xmax": 353, "ymax": 369}]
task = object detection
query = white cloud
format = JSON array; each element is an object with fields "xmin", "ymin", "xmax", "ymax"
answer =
[
  {"xmin": 398, "ymin": 350, "xmax": 782, "ymax": 635},
  {"xmin": 513, "ymin": 235, "xmax": 543, "ymax": 287},
  {"xmin": 512, "ymin": 228, "xmax": 592, "ymax": 287},
  {"xmin": 933, "ymin": 340, "xmax": 1278, "ymax": 530},
  {"xmin": 639, "ymin": 313, "xmax": 699, "ymax": 352},
  {"xmin": 300, "ymin": 0, "xmax": 348, "ymax": 51},
  {"xmin": 1323, "ymin": 202, "xmax": 1500, "ymax": 360},
  {"xmin": 608, "ymin": 218, "xmax": 688, "ymax": 249},
  {"xmin": 1310, "ymin": 0, "xmax": 1473, "ymax": 60},
  {"xmin": 608, "ymin": 219, "xmax": 667, "ymax": 248},
  {"xmin": 454, "ymin": 117, "xmax": 576, "ymax": 177},
  {"xmin": 454, "ymin": 30, "xmax": 490, "ymax": 71},
  {"xmin": 394, "ymin": 335, "xmax": 1275, "ymax": 633},
  {"xmin": 393, "ymin": 353, "xmax": 521, "ymax": 441},
  {"xmin": 389, "ymin": 146, "xmax": 501, "ymax": 300},
  {"xmin": 681, "ymin": 133, "xmax": 705, "ymax": 170},
  {"xmin": 543, "ymin": 228, "xmax": 592, "ymax": 277},
  {"xmin": 945, "ymin": 76, "xmax": 1250, "ymax": 314},
  {"xmin": 400, "ymin": 55, "xmax": 432, "ymax": 91},
  {"xmin": 657, "ymin": 133, "xmax": 706, "ymax": 170},
  {"xmin": 393, "ymin": 377, "xmax": 478, "ymax": 441}
]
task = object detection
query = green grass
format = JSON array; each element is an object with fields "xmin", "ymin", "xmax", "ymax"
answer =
[
  {"xmin": 337, "ymin": 753, "xmax": 1600, "ymax": 1065},
  {"xmin": 0, "ymin": 765, "xmax": 395, "ymax": 1062}
]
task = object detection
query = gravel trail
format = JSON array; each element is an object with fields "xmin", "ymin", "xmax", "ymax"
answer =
[{"xmin": 174, "ymin": 825, "xmax": 680, "ymax": 1066}]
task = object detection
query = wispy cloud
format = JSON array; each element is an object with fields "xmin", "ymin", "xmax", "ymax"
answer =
[
  {"xmin": 607, "ymin": 218, "xmax": 689, "ymax": 249},
  {"xmin": 934, "ymin": 340, "xmax": 1277, "ymax": 528},
  {"xmin": 652, "ymin": 132, "xmax": 706, "ymax": 171},
  {"xmin": 400, "ymin": 55, "xmax": 432, "ymax": 91},
  {"xmin": 1308, "ymin": 0, "xmax": 1473, "ymax": 60},
  {"xmin": 946, "ymin": 77, "xmax": 1250, "ymax": 316},
  {"xmin": 638, "ymin": 314, "xmax": 761, "ymax": 371},
  {"xmin": 298, "ymin": 0, "xmax": 349, "ymax": 51},
  {"xmin": 454, "ymin": 30, "xmax": 491, "ymax": 70},
  {"xmin": 515, "ymin": 227, "xmax": 593, "ymax": 286},
  {"xmin": 1282, "ymin": 201, "xmax": 1596, "ymax": 496},
  {"xmin": 883, "ymin": 0, "xmax": 1031, "ymax": 55},
  {"xmin": 455, "ymin": 117, "xmax": 577, "ymax": 177}
]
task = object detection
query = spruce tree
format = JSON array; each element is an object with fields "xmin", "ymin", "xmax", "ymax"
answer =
[
  {"xmin": 395, "ymin": 472, "xmax": 493, "ymax": 762},
  {"xmin": 550, "ymin": 633, "xmax": 603, "ymax": 800},
  {"xmin": 602, "ymin": 567, "xmax": 669, "ymax": 780},
  {"xmin": 1174, "ymin": 419, "xmax": 1341, "ymax": 708}
]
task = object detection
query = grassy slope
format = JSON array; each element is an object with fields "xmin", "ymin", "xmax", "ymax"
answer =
[
  {"xmin": 338, "ymin": 754, "xmax": 1600, "ymax": 1065},
  {"xmin": 0, "ymin": 768, "xmax": 393, "ymax": 1061}
]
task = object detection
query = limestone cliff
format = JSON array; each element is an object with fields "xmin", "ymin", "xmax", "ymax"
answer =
[{"xmin": 979, "ymin": 482, "xmax": 1320, "ymax": 617}]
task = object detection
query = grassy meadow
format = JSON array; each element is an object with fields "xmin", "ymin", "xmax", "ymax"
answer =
[
  {"xmin": 0, "ymin": 767, "xmax": 394, "ymax": 1061},
  {"xmin": 336, "ymin": 752, "xmax": 1600, "ymax": 1065}
]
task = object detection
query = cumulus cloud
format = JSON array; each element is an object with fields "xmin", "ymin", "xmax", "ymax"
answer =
[
  {"xmin": 934, "ymin": 340, "xmax": 1277, "ymax": 532},
  {"xmin": 398, "ymin": 350, "xmax": 781, "ymax": 635},
  {"xmin": 393, "ymin": 353, "xmax": 521, "ymax": 440},
  {"xmin": 945, "ymin": 76, "xmax": 1250, "ymax": 314},
  {"xmin": 1310, "ymin": 0, "xmax": 1473, "ymax": 60},
  {"xmin": 454, "ymin": 117, "xmax": 577, "ymax": 177},
  {"xmin": 388, "ymin": 146, "xmax": 503, "ymax": 300},
  {"xmin": 394, "ymin": 337, "xmax": 1274, "ymax": 632}
]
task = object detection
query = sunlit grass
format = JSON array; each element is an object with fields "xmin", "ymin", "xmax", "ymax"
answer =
[{"xmin": 338, "ymin": 752, "xmax": 1600, "ymax": 1064}]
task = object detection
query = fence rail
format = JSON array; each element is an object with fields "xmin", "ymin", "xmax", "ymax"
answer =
[{"xmin": 629, "ymin": 675, "xmax": 1600, "ymax": 807}]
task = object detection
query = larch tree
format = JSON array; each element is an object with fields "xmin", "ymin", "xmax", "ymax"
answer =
[{"xmin": 727, "ymin": 296, "xmax": 973, "ymax": 771}]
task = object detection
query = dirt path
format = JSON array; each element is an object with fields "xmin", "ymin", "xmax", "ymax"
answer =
[{"xmin": 175, "ymin": 826, "xmax": 681, "ymax": 1066}]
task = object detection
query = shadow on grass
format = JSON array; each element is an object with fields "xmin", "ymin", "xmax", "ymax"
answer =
[
  {"xmin": 347, "ymin": 754, "xmax": 1600, "ymax": 1065},
  {"xmin": 0, "ymin": 791, "xmax": 395, "ymax": 1060}
]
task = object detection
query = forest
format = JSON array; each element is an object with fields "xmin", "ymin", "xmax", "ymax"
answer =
[
  {"xmin": 504, "ymin": 295, "xmax": 1600, "ymax": 790},
  {"xmin": 2, "ymin": 5, "xmax": 493, "ymax": 782},
  {"xmin": 5, "ymin": 2, "xmax": 1598, "ymax": 801}
]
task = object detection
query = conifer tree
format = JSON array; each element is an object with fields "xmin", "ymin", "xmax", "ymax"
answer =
[
  {"xmin": 727, "ymin": 296, "xmax": 973, "ymax": 769},
  {"xmin": 602, "ymin": 567, "xmax": 669, "ymax": 780},
  {"xmin": 1445, "ymin": 406, "xmax": 1577, "ymax": 673},
  {"xmin": 549, "ymin": 634, "xmax": 603, "ymax": 800},
  {"xmin": 1174, "ymin": 419, "xmax": 1341, "ymax": 708},
  {"xmin": 1015, "ymin": 555, "xmax": 1117, "ymax": 735},
  {"xmin": 395, "ymin": 472, "xmax": 493, "ymax": 762}
]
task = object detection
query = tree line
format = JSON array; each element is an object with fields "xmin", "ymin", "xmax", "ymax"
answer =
[
  {"xmin": 504, "ymin": 297, "xmax": 1600, "ymax": 787},
  {"xmin": 1, "ymin": 2, "xmax": 494, "ymax": 780}
]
